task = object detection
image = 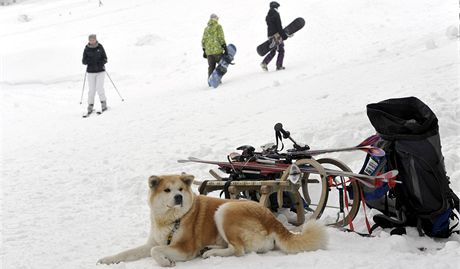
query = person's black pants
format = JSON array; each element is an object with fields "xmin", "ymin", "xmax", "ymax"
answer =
[{"xmin": 207, "ymin": 54, "xmax": 222, "ymax": 77}]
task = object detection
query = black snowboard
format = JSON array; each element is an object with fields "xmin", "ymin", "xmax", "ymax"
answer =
[{"xmin": 256, "ymin": 17, "xmax": 305, "ymax": 57}]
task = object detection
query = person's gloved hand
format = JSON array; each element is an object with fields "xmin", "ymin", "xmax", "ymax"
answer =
[
  {"xmin": 202, "ymin": 48, "xmax": 207, "ymax": 59},
  {"xmin": 222, "ymin": 44, "xmax": 228, "ymax": 55},
  {"xmin": 281, "ymin": 31, "xmax": 288, "ymax": 40}
]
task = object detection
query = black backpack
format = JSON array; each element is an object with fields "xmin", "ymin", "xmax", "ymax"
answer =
[{"xmin": 360, "ymin": 96, "xmax": 459, "ymax": 237}]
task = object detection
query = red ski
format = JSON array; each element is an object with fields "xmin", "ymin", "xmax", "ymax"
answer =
[
  {"xmin": 288, "ymin": 134, "xmax": 385, "ymax": 158},
  {"xmin": 178, "ymin": 157, "xmax": 399, "ymax": 188}
]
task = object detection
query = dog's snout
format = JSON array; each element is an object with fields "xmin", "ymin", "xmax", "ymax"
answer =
[{"xmin": 174, "ymin": 194, "xmax": 183, "ymax": 205}]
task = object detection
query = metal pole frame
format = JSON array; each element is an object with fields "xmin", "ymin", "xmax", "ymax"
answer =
[{"xmin": 80, "ymin": 72, "xmax": 87, "ymax": 104}]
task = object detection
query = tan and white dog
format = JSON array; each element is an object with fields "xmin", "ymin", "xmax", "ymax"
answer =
[{"xmin": 97, "ymin": 173, "xmax": 328, "ymax": 267}]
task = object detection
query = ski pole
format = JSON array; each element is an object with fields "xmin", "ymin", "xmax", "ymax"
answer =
[
  {"xmin": 105, "ymin": 71, "xmax": 125, "ymax": 101},
  {"xmin": 80, "ymin": 72, "xmax": 87, "ymax": 104}
]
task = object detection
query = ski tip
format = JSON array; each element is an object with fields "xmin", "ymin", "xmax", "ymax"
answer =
[
  {"xmin": 179, "ymin": 156, "xmax": 202, "ymax": 163},
  {"xmin": 368, "ymin": 147, "xmax": 386, "ymax": 157},
  {"xmin": 358, "ymin": 146, "xmax": 385, "ymax": 157},
  {"xmin": 177, "ymin": 157, "xmax": 201, "ymax": 163},
  {"xmin": 377, "ymin": 170, "xmax": 399, "ymax": 179},
  {"xmin": 358, "ymin": 134, "xmax": 381, "ymax": 147}
]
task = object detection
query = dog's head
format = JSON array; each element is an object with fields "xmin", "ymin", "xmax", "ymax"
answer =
[{"xmin": 147, "ymin": 173, "xmax": 195, "ymax": 220}]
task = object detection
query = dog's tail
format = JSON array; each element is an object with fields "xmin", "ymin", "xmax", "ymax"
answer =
[{"xmin": 273, "ymin": 220, "xmax": 328, "ymax": 253}]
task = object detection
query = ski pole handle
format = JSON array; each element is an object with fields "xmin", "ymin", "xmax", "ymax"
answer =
[{"xmin": 274, "ymin": 123, "xmax": 290, "ymax": 139}]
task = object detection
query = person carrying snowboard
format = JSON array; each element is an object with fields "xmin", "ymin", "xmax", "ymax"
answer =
[
  {"xmin": 261, "ymin": 1, "xmax": 288, "ymax": 71},
  {"xmin": 82, "ymin": 34, "xmax": 108, "ymax": 114},
  {"xmin": 201, "ymin": 14, "xmax": 227, "ymax": 79}
]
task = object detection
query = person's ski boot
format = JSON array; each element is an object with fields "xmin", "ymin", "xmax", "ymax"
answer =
[
  {"xmin": 101, "ymin": 101, "xmax": 107, "ymax": 112},
  {"xmin": 87, "ymin": 104, "xmax": 94, "ymax": 114},
  {"xmin": 260, "ymin": 62, "xmax": 268, "ymax": 71},
  {"xmin": 276, "ymin": 66, "xmax": 285, "ymax": 71}
]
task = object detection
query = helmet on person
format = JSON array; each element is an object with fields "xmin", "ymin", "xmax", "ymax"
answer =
[{"xmin": 270, "ymin": 1, "xmax": 280, "ymax": 9}]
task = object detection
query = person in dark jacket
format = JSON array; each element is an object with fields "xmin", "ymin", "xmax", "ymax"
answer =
[
  {"xmin": 82, "ymin": 34, "xmax": 108, "ymax": 114},
  {"xmin": 261, "ymin": 1, "xmax": 287, "ymax": 71}
]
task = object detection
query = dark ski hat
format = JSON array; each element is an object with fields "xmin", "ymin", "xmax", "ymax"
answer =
[{"xmin": 270, "ymin": 1, "xmax": 280, "ymax": 9}]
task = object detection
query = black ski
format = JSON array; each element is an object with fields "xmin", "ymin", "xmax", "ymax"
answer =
[
  {"xmin": 97, "ymin": 107, "xmax": 109, "ymax": 115},
  {"xmin": 82, "ymin": 110, "xmax": 95, "ymax": 118}
]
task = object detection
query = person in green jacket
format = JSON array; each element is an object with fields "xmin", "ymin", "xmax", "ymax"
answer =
[{"xmin": 202, "ymin": 14, "xmax": 227, "ymax": 78}]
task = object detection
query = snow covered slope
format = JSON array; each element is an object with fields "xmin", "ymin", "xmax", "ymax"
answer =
[{"xmin": 1, "ymin": 0, "xmax": 459, "ymax": 269}]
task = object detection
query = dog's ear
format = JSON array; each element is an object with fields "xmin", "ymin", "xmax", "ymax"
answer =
[
  {"xmin": 180, "ymin": 173, "xmax": 194, "ymax": 186},
  {"xmin": 148, "ymin": 175, "xmax": 162, "ymax": 189}
]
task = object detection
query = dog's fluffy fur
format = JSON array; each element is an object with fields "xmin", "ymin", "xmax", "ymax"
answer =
[{"xmin": 97, "ymin": 174, "xmax": 328, "ymax": 267}]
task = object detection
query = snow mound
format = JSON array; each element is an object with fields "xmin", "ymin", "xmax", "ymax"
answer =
[
  {"xmin": 135, "ymin": 34, "xmax": 162, "ymax": 46},
  {"xmin": 425, "ymin": 38, "xmax": 437, "ymax": 50},
  {"xmin": 17, "ymin": 14, "xmax": 31, "ymax": 22},
  {"xmin": 445, "ymin": 25, "xmax": 459, "ymax": 40}
]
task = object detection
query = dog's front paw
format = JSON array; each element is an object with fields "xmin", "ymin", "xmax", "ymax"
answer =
[
  {"xmin": 96, "ymin": 255, "xmax": 122, "ymax": 265},
  {"xmin": 151, "ymin": 247, "xmax": 176, "ymax": 267},
  {"xmin": 201, "ymin": 249, "xmax": 217, "ymax": 259},
  {"xmin": 152, "ymin": 254, "xmax": 176, "ymax": 267}
]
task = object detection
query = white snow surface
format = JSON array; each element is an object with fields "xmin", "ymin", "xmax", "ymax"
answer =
[{"xmin": 1, "ymin": 0, "xmax": 459, "ymax": 268}]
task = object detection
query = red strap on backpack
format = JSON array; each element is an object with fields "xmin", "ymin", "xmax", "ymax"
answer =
[{"xmin": 342, "ymin": 178, "xmax": 354, "ymax": 231}]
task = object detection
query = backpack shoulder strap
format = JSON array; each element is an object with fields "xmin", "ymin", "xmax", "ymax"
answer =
[{"xmin": 451, "ymin": 188, "xmax": 460, "ymax": 213}]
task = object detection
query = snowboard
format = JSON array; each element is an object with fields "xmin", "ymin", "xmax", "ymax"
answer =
[
  {"xmin": 256, "ymin": 17, "xmax": 305, "ymax": 57},
  {"xmin": 208, "ymin": 44, "xmax": 237, "ymax": 88}
]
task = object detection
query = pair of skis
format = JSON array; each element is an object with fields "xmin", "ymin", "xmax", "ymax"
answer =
[
  {"xmin": 178, "ymin": 157, "xmax": 399, "ymax": 188},
  {"xmin": 82, "ymin": 109, "xmax": 107, "ymax": 118},
  {"xmin": 178, "ymin": 135, "xmax": 400, "ymax": 188}
]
